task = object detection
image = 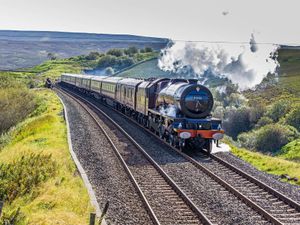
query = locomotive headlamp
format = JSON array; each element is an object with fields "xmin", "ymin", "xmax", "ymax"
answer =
[{"xmin": 179, "ymin": 132, "xmax": 191, "ymax": 139}]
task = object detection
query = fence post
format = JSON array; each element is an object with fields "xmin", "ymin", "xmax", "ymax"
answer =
[
  {"xmin": 89, "ymin": 212, "xmax": 96, "ymax": 225},
  {"xmin": 99, "ymin": 201, "xmax": 110, "ymax": 224}
]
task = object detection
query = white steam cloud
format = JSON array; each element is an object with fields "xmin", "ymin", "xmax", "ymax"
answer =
[
  {"xmin": 159, "ymin": 105, "xmax": 177, "ymax": 117},
  {"xmin": 158, "ymin": 35, "xmax": 279, "ymax": 90}
]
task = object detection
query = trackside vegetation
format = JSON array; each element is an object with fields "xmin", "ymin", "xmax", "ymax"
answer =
[
  {"xmin": 0, "ymin": 46, "xmax": 299, "ymax": 224},
  {"xmin": 0, "ymin": 84, "xmax": 92, "ymax": 224},
  {"xmin": 215, "ymin": 48, "xmax": 300, "ymax": 185}
]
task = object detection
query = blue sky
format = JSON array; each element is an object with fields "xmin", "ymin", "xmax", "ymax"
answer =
[{"xmin": 0, "ymin": 0, "xmax": 299, "ymax": 44}]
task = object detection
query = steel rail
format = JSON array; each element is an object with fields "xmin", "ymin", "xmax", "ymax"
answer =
[
  {"xmin": 57, "ymin": 86, "xmax": 213, "ymax": 225},
  {"xmin": 58, "ymin": 84, "xmax": 299, "ymax": 224}
]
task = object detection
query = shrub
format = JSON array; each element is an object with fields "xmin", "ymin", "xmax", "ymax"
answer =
[
  {"xmin": 223, "ymin": 107, "xmax": 251, "ymax": 139},
  {"xmin": 285, "ymin": 104, "xmax": 300, "ymax": 131},
  {"xmin": 0, "ymin": 153, "xmax": 56, "ymax": 203},
  {"xmin": 280, "ymin": 139, "xmax": 300, "ymax": 161},
  {"xmin": 238, "ymin": 131, "xmax": 257, "ymax": 150},
  {"xmin": 144, "ymin": 47, "xmax": 153, "ymax": 52},
  {"xmin": 266, "ymin": 99, "xmax": 291, "ymax": 122},
  {"xmin": 255, "ymin": 124, "xmax": 299, "ymax": 152},
  {"xmin": 97, "ymin": 55, "xmax": 118, "ymax": 68},
  {"xmin": 249, "ymin": 104, "xmax": 266, "ymax": 125},
  {"xmin": 256, "ymin": 116, "xmax": 273, "ymax": 128},
  {"xmin": 85, "ymin": 52, "xmax": 102, "ymax": 60},
  {"xmin": 117, "ymin": 56, "xmax": 135, "ymax": 69},
  {"xmin": 124, "ymin": 46, "xmax": 138, "ymax": 56},
  {"xmin": 106, "ymin": 49, "xmax": 123, "ymax": 57},
  {"xmin": 0, "ymin": 87, "xmax": 36, "ymax": 134}
]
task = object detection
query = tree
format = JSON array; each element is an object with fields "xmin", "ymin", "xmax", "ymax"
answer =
[
  {"xmin": 86, "ymin": 52, "xmax": 102, "ymax": 60},
  {"xmin": 47, "ymin": 52, "xmax": 57, "ymax": 60},
  {"xmin": 223, "ymin": 107, "xmax": 251, "ymax": 139},
  {"xmin": 106, "ymin": 49, "xmax": 123, "ymax": 57},
  {"xmin": 124, "ymin": 46, "xmax": 138, "ymax": 56},
  {"xmin": 144, "ymin": 47, "xmax": 153, "ymax": 52},
  {"xmin": 97, "ymin": 55, "xmax": 118, "ymax": 68},
  {"xmin": 117, "ymin": 57, "xmax": 135, "ymax": 69}
]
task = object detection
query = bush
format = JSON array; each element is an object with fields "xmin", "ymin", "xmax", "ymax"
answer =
[
  {"xmin": 117, "ymin": 56, "xmax": 135, "ymax": 68},
  {"xmin": 144, "ymin": 47, "xmax": 153, "ymax": 52},
  {"xmin": 285, "ymin": 104, "xmax": 300, "ymax": 131},
  {"xmin": 256, "ymin": 116, "xmax": 273, "ymax": 128},
  {"xmin": 238, "ymin": 131, "xmax": 257, "ymax": 150},
  {"xmin": 249, "ymin": 104, "xmax": 266, "ymax": 125},
  {"xmin": 97, "ymin": 55, "xmax": 118, "ymax": 68},
  {"xmin": 97, "ymin": 55, "xmax": 135, "ymax": 70},
  {"xmin": 124, "ymin": 46, "xmax": 138, "ymax": 56},
  {"xmin": 255, "ymin": 124, "xmax": 299, "ymax": 152},
  {"xmin": 85, "ymin": 52, "xmax": 102, "ymax": 60},
  {"xmin": 0, "ymin": 153, "xmax": 56, "ymax": 203},
  {"xmin": 106, "ymin": 49, "xmax": 123, "ymax": 57},
  {"xmin": 223, "ymin": 107, "xmax": 251, "ymax": 139},
  {"xmin": 0, "ymin": 87, "xmax": 36, "ymax": 134},
  {"xmin": 266, "ymin": 99, "xmax": 291, "ymax": 122},
  {"xmin": 280, "ymin": 139, "xmax": 300, "ymax": 161}
]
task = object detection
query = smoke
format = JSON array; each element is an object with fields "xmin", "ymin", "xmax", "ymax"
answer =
[
  {"xmin": 159, "ymin": 105, "xmax": 177, "ymax": 117},
  {"xmin": 158, "ymin": 34, "xmax": 279, "ymax": 90},
  {"xmin": 249, "ymin": 33, "xmax": 258, "ymax": 53}
]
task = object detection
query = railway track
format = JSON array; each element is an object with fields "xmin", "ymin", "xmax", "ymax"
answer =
[
  {"xmin": 195, "ymin": 153, "xmax": 300, "ymax": 225},
  {"xmin": 56, "ymin": 87, "xmax": 212, "ymax": 225},
  {"xmin": 57, "ymin": 85, "xmax": 300, "ymax": 225}
]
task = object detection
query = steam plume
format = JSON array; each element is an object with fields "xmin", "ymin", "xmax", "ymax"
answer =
[{"xmin": 158, "ymin": 35, "xmax": 279, "ymax": 90}]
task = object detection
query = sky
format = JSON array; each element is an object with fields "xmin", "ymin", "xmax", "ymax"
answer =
[{"xmin": 0, "ymin": 0, "xmax": 299, "ymax": 45}]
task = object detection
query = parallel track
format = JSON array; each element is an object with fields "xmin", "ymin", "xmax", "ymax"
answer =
[
  {"xmin": 58, "ymin": 85, "xmax": 300, "ymax": 225},
  {"xmin": 56, "ymin": 87, "xmax": 212, "ymax": 225}
]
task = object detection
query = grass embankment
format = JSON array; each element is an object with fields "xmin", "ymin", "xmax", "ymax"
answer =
[
  {"xmin": 228, "ymin": 48, "xmax": 300, "ymax": 185},
  {"xmin": 0, "ymin": 89, "xmax": 92, "ymax": 224},
  {"xmin": 229, "ymin": 144, "xmax": 300, "ymax": 185}
]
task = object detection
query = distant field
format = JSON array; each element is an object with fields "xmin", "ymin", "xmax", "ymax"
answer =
[
  {"xmin": 116, "ymin": 58, "xmax": 175, "ymax": 78},
  {"xmin": 278, "ymin": 48, "xmax": 300, "ymax": 94},
  {"xmin": 0, "ymin": 30, "xmax": 168, "ymax": 70}
]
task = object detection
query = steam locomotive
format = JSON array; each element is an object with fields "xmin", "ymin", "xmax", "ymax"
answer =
[{"xmin": 60, "ymin": 73, "xmax": 224, "ymax": 153}]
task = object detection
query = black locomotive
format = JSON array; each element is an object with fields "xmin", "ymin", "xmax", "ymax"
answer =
[{"xmin": 60, "ymin": 73, "xmax": 224, "ymax": 153}]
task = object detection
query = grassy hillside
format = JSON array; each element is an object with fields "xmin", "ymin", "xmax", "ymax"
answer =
[
  {"xmin": 115, "ymin": 58, "xmax": 174, "ymax": 78},
  {"xmin": 278, "ymin": 48, "xmax": 300, "ymax": 95},
  {"xmin": 0, "ymin": 76, "xmax": 92, "ymax": 223},
  {"xmin": 0, "ymin": 30, "xmax": 168, "ymax": 70},
  {"xmin": 225, "ymin": 48, "xmax": 300, "ymax": 184}
]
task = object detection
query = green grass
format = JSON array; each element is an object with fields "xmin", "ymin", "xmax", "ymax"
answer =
[
  {"xmin": 279, "ymin": 139, "xmax": 300, "ymax": 161},
  {"xmin": 278, "ymin": 48, "xmax": 300, "ymax": 94},
  {"xmin": 229, "ymin": 48, "xmax": 300, "ymax": 185},
  {"xmin": 0, "ymin": 89, "xmax": 92, "ymax": 224},
  {"xmin": 116, "ymin": 58, "xmax": 174, "ymax": 78},
  {"xmin": 229, "ymin": 143, "xmax": 300, "ymax": 185}
]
